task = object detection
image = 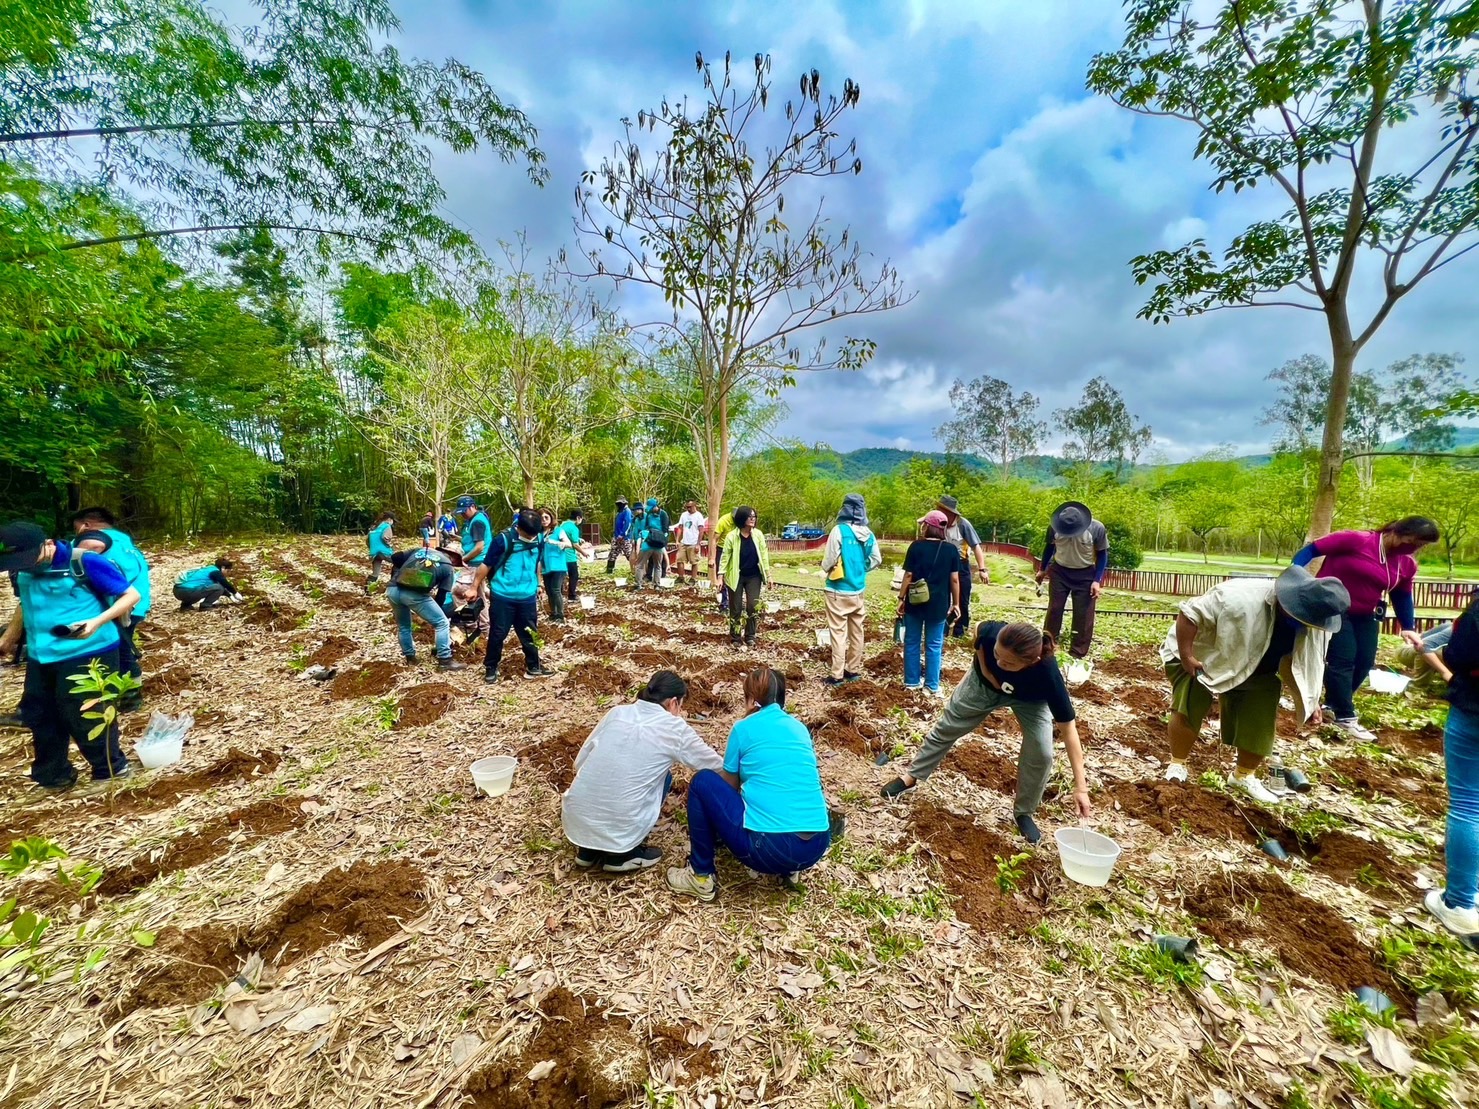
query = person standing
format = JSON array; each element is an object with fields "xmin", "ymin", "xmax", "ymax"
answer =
[
  {"xmin": 820, "ymin": 493, "xmax": 882, "ymax": 687},
  {"xmin": 0, "ymin": 521, "xmax": 141, "ymax": 789},
  {"xmin": 436, "ymin": 510, "xmax": 461, "ymax": 550},
  {"xmin": 537, "ymin": 507, "xmax": 569, "ymax": 622},
  {"xmin": 1161, "ymin": 566, "xmax": 1349, "ymax": 803},
  {"xmin": 710, "ymin": 506, "xmax": 738, "ymax": 613},
  {"xmin": 881, "ymin": 622, "xmax": 1092, "ymax": 844},
  {"xmin": 1037, "ymin": 501, "xmax": 1109, "ymax": 679},
  {"xmin": 676, "ymin": 501, "xmax": 707, "ymax": 585},
  {"xmin": 1291, "ymin": 516, "xmax": 1437, "ymax": 741},
  {"xmin": 472, "ymin": 508, "xmax": 554, "ymax": 683},
  {"xmin": 174, "ymin": 559, "xmax": 240, "ymax": 609},
  {"xmin": 418, "ymin": 511, "xmax": 436, "ymax": 543},
  {"xmin": 70, "ymin": 507, "xmax": 152, "ymax": 707},
  {"xmin": 606, "ymin": 497, "xmax": 633, "ymax": 574},
  {"xmin": 1423, "ymin": 596, "xmax": 1479, "ymax": 937},
  {"xmin": 936, "ymin": 495, "xmax": 990, "ymax": 637},
  {"xmin": 719, "ymin": 506, "xmax": 771, "ymax": 647},
  {"xmin": 385, "ymin": 545, "xmax": 465, "ymax": 671},
  {"xmin": 366, "ymin": 511, "xmax": 396, "ymax": 592},
  {"xmin": 896, "ymin": 510, "xmax": 961, "ymax": 695},
  {"xmin": 631, "ymin": 498, "xmax": 671, "ymax": 591},
  {"xmin": 559, "ymin": 509, "xmax": 588, "ymax": 600}
]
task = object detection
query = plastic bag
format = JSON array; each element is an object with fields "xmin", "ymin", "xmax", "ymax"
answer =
[{"xmin": 139, "ymin": 710, "xmax": 194, "ymax": 746}]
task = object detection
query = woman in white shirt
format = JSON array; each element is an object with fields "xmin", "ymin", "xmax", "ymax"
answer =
[{"xmin": 562, "ymin": 670, "xmax": 724, "ymax": 872}]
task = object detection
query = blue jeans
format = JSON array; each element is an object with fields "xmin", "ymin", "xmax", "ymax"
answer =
[
  {"xmin": 1444, "ymin": 704, "xmax": 1479, "ymax": 910},
  {"xmin": 484, "ymin": 593, "xmax": 540, "ymax": 676},
  {"xmin": 903, "ymin": 612, "xmax": 946, "ymax": 691},
  {"xmin": 685, "ymin": 769, "xmax": 829, "ymax": 877},
  {"xmin": 386, "ymin": 585, "xmax": 451, "ymax": 660}
]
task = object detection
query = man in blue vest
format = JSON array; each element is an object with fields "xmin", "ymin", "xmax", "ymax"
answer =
[
  {"xmin": 173, "ymin": 559, "xmax": 241, "ymax": 609},
  {"xmin": 0, "ymin": 520, "xmax": 141, "ymax": 789},
  {"xmin": 471, "ymin": 508, "xmax": 554, "ymax": 684},
  {"xmin": 457, "ymin": 496, "xmax": 492, "ymax": 567},
  {"xmin": 71, "ymin": 507, "xmax": 152, "ymax": 706}
]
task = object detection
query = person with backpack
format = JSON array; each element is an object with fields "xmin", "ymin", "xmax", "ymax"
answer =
[
  {"xmin": 631, "ymin": 498, "xmax": 671, "ymax": 592},
  {"xmin": 896, "ymin": 510, "xmax": 961, "ymax": 695},
  {"xmin": 366, "ymin": 511, "xmax": 396, "ymax": 592},
  {"xmin": 719, "ymin": 506, "xmax": 772, "ymax": 647},
  {"xmin": 386, "ymin": 544, "xmax": 465, "ymax": 671},
  {"xmin": 70, "ymin": 507, "xmax": 152, "ymax": 706},
  {"xmin": 472, "ymin": 508, "xmax": 555, "ymax": 683},
  {"xmin": 820, "ymin": 494, "xmax": 883, "ymax": 686},
  {"xmin": 173, "ymin": 559, "xmax": 240, "ymax": 609},
  {"xmin": 0, "ymin": 521, "xmax": 141, "ymax": 789},
  {"xmin": 936, "ymin": 495, "xmax": 991, "ymax": 637},
  {"xmin": 562, "ymin": 670, "xmax": 724, "ymax": 873},
  {"xmin": 537, "ymin": 506, "xmax": 571, "ymax": 621},
  {"xmin": 606, "ymin": 497, "xmax": 633, "ymax": 573},
  {"xmin": 559, "ymin": 509, "xmax": 589, "ymax": 601},
  {"xmin": 1036, "ymin": 500, "xmax": 1109, "ymax": 681}
]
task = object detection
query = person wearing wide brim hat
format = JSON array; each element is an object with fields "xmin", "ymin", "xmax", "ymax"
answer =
[
  {"xmin": 929, "ymin": 495, "xmax": 990, "ymax": 638},
  {"xmin": 1158, "ymin": 565, "xmax": 1350, "ymax": 804},
  {"xmin": 1037, "ymin": 501, "xmax": 1109, "ymax": 677}
]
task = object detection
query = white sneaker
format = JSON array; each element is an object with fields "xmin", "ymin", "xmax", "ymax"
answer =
[
  {"xmin": 1231, "ymin": 773, "xmax": 1283, "ymax": 805},
  {"xmin": 1425, "ymin": 889, "xmax": 1479, "ymax": 936},
  {"xmin": 1164, "ymin": 762, "xmax": 1189, "ymax": 783},
  {"xmin": 1334, "ymin": 717, "xmax": 1377, "ymax": 742}
]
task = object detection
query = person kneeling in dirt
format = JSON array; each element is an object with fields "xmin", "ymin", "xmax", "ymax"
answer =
[
  {"xmin": 0, "ymin": 521, "xmax": 142, "ymax": 789},
  {"xmin": 668, "ymin": 668, "xmax": 831, "ymax": 901},
  {"xmin": 386, "ymin": 545, "xmax": 465, "ymax": 672},
  {"xmin": 471, "ymin": 508, "xmax": 554, "ymax": 684},
  {"xmin": 1160, "ymin": 565, "xmax": 1349, "ymax": 804},
  {"xmin": 881, "ymin": 621, "xmax": 1092, "ymax": 844},
  {"xmin": 562, "ymin": 670, "xmax": 723, "ymax": 873},
  {"xmin": 173, "ymin": 559, "xmax": 240, "ymax": 610}
]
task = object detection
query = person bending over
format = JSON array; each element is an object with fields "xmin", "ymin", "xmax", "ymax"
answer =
[
  {"xmin": 173, "ymin": 559, "xmax": 239, "ymax": 609},
  {"xmin": 386, "ymin": 545, "xmax": 464, "ymax": 671},
  {"xmin": 366, "ymin": 511, "xmax": 396, "ymax": 591},
  {"xmin": 882, "ymin": 621, "xmax": 1092, "ymax": 844},
  {"xmin": 667, "ymin": 668, "xmax": 830, "ymax": 901},
  {"xmin": 562, "ymin": 670, "xmax": 724, "ymax": 873}
]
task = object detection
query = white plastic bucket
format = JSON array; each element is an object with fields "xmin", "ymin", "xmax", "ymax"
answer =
[
  {"xmin": 136, "ymin": 735, "xmax": 184, "ymax": 770},
  {"xmin": 1054, "ymin": 828, "xmax": 1121, "ymax": 887},
  {"xmin": 789, "ymin": 599, "xmax": 805, "ymax": 610},
  {"xmin": 815, "ymin": 628, "xmax": 831, "ymax": 648},
  {"xmin": 764, "ymin": 601, "xmax": 780, "ymax": 614},
  {"xmin": 696, "ymin": 580, "xmax": 711, "ymax": 591},
  {"xmin": 613, "ymin": 577, "xmax": 627, "ymax": 588},
  {"xmin": 1367, "ymin": 669, "xmax": 1411, "ymax": 695},
  {"xmin": 660, "ymin": 576, "xmax": 675, "ymax": 588},
  {"xmin": 471, "ymin": 756, "xmax": 518, "ymax": 797},
  {"xmin": 579, "ymin": 596, "xmax": 596, "ymax": 611}
]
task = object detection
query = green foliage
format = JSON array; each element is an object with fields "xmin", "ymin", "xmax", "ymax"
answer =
[
  {"xmin": 0, "ymin": 899, "xmax": 50, "ymax": 977},
  {"xmin": 994, "ymin": 853, "xmax": 1031, "ymax": 895},
  {"xmin": 0, "ymin": 837, "xmax": 67, "ymax": 876},
  {"xmin": 1326, "ymin": 995, "xmax": 1397, "ymax": 1047},
  {"xmin": 1055, "ymin": 376, "xmax": 1152, "ymax": 479},
  {"xmin": 1119, "ymin": 944, "xmax": 1204, "ymax": 990},
  {"xmin": 66, "ymin": 659, "xmax": 140, "ymax": 745}
]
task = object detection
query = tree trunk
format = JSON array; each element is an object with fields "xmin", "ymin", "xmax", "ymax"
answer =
[{"xmin": 1308, "ymin": 327, "xmax": 1357, "ymax": 540}]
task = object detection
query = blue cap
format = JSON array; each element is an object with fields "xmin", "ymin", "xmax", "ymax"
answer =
[
  {"xmin": 646, "ymin": 498, "xmax": 658, "ymax": 509},
  {"xmin": 456, "ymin": 496, "xmax": 475, "ymax": 511}
]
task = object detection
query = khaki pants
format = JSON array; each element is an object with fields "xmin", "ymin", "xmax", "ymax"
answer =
[
  {"xmin": 679, "ymin": 544, "xmax": 700, "ymax": 576},
  {"xmin": 825, "ymin": 590, "xmax": 867, "ymax": 679}
]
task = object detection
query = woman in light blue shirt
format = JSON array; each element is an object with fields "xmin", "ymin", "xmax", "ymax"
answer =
[{"xmin": 667, "ymin": 667, "xmax": 830, "ymax": 902}]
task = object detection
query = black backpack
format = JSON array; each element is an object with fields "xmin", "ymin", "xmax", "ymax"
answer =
[{"xmin": 643, "ymin": 510, "xmax": 669, "ymax": 550}]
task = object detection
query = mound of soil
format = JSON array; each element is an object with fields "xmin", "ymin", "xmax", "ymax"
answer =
[
  {"xmin": 1096, "ymin": 653, "xmax": 1166, "ymax": 685},
  {"xmin": 112, "ymin": 925, "xmax": 238, "ymax": 1018},
  {"xmin": 568, "ymin": 633, "xmax": 619, "ymax": 657},
  {"xmin": 909, "ymin": 800, "xmax": 1046, "ymax": 935},
  {"xmin": 329, "ymin": 661, "xmax": 401, "ymax": 700},
  {"xmin": 630, "ymin": 646, "xmax": 680, "ymax": 672},
  {"xmin": 1106, "ymin": 780, "xmax": 1271, "ymax": 843},
  {"xmin": 519, "ymin": 725, "xmax": 589, "ymax": 792},
  {"xmin": 683, "ymin": 674, "xmax": 736, "ymax": 715},
  {"xmin": 805, "ymin": 704, "xmax": 881, "ymax": 758},
  {"xmin": 1184, "ymin": 869, "xmax": 1407, "ymax": 1004},
  {"xmin": 395, "ymin": 683, "xmax": 456, "ymax": 729},
  {"xmin": 143, "ymin": 664, "xmax": 193, "ymax": 696},
  {"xmin": 320, "ymin": 590, "xmax": 369, "ymax": 610},
  {"xmin": 1327, "ymin": 756, "xmax": 1445, "ymax": 817},
  {"xmin": 949, "ymin": 741, "xmax": 1018, "ymax": 797},
  {"xmin": 1074, "ymin": 680, "xmax": 1117, "ymax": 707},
  {"xmin": 649, "ymin": 1023, "xmax": 720, "ymax": 1080},
  {"xmin": 540, "ymin": 622, "xmax": 568, "ymax": 644},
  {"xmin": 830, "ymin": 677, "xmax": 923, "ymax": 717},
  {"xmin": 305, "ymin": 635, "xmax": 358, "ymax": 668},
  {"xmin": 582, "ymin": 611, "xmax": 626, "ymax": 628},
  {"xmin": 466, "ymin": 988, "xmax": 646, "ymax": 1109},
  {"xmin": 863, "ymin": 644, "xmax": 903, "ymax": 677},
  {"xmin": 1280, "ymin": 829, "xmax": 1422, "ymax": 897},
  {"xmin": 565, "ymin": 662, "xmax": 637, "ymax": 697},
  {"xmin": 1377, "ymin": 723, "xmax": 1444, "ymax": 759},
  {"xmin": 95, "ymin": 796, "xmax": 307, "ymax": 899},
  {"xmin": 625, "ymin": 618, "xmax": 672, "ymax": 641}
]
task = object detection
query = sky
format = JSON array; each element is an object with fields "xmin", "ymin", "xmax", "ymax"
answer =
[{"xmin": 387, "ymin": 0, "xmax": 1475, "ymax": 461}]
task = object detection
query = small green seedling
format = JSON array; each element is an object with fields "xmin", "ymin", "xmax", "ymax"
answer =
[
  {"xmin": 994, "ymin": 853, "xmax": 1031, "ymax": 895},
  {"xmin": 66, "ymin": 658, "xmax": 141, "ymax": 744},
  {"xmin": 0, "ymin": 837, "xmax": 67, "ymax": 876},
  {"xmin": 57, "ymin": 861, "xmax": 104, "ymax": 897}
]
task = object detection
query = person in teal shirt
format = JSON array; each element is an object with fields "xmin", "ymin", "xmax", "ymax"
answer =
[
  {"xmin": 668, "ymin": 667, "xmax": 831, "ymax": 902},
  {"xmin": 457, "ymin": 496, "xmax": 492, "ymax": 566},
  {"xmin": 71, "ymin": 506, "xmax": 153, "ymax": 706},
  {"xmin": 559, "ymin": 509, "xmax": 587, "ymax": 601},
  {"xmin": 471, "ymin": 508, "xmax": 554, "ymax": 684},
  {"xmin": 366, "ymin": 511, "xmax": 396, "ymax": 591},
  {"xmin": 174, "ymin": 559, "xmax": 240, "ymax": 609},
  {"xmin": 536, "ymin": 506, "xmax": 571, "ymax": 621}
]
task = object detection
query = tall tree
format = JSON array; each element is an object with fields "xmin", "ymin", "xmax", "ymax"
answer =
[
  {"xmin": 1055, "ymin": 376, "xmax": 1153, "ymax": 479},
  {"xmin": 2, "ymin": 0, "xmax": 545, "ymax": 256},
  {"xmin": 936, "ymin": 375, "xmax": 1046, "ymax": 479},
  {"xmin": 1090, "ymin": 0, "xmax": 1479, "ymax": 538},
  {"xmin": 566, "ymin": 51, "xmax": 910, "ymax": 540}
]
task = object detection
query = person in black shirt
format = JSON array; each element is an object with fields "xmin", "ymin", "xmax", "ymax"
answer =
[
  {"xmin": 896, "ymin": 510, "xmax": 960, "ymax": 694},
  {"xmin": 882, "ymin": 621, "xmax": 1092, "ymax": 843}
]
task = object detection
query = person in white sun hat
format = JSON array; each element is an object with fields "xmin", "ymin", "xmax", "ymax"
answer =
[{"xmin": 1160, "ymin": 565, "xmax": 1349, "ymax": 805}]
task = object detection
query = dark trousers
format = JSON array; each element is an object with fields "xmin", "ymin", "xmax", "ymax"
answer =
[
  {"xmin": 117, "ymin": 616, "xmax": 142, "ymax": 679},
  {"xmin": 728, "ymin": 575, "xmax": 763, "ymax": 642},
  {"xmin": 174, "ymin": 583, "xmax": 224, "ymax": 608},
  {"xmin": 543, "ymin": 571, "xmax": 567, "ymax": 620},
  {"xmin": 1325, "ymin": 612, "xmax": 1381, "ymax": 719},
  {"xmin": 952, "ymin": 560, "xmax": 973, "ymax": 637},
  {"xmin": 484, "ymin": 594, "xmax": 540, "ymax": 676},
  {"xmin": 22, "ymin": 648, "xmax": 129, "ymax": 788},
  {"xmin": 565, "ymin": 561, "xmax": 580, "ymax": 599},
  {"xmin": 718, "ymin": 582, "xmax": 730, "ymax": 612},
  {"xmin": 686, "ymin": 769, "xmax": 829, "ymax": 877},
  {"xmin": 1044, "ymin": 564, "xmax": 1098, "ymax": 658},
  {"xmin": 367, "ymin": 554, "xmax": 388, "ymax": 584}
]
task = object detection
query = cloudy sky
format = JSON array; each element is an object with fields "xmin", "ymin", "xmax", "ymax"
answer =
[{"xmin": 390, "ymin": 0, "xmax": 1473, "ymax": 461}]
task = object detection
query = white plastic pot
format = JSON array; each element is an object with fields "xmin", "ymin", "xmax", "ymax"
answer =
[
  {"xmin": 471, "ymin": 756, "xmax": 518, "ymax": 797},
  {"xmin": 613, "ymin": 577, "xmax": 627, "ymax": 588},
  {"xmin": 579, "ymin": 596, "xmax": 596, "ymax": 611},
  {"xmin": 1367, "ymin": 669, "xmax": 1411, "ymax": 695},
  {"xmin": 660, "ymin": 576, "xmax": 675, "ymax": 588},
  {"xmin": 136, "ymin": 734, "xmax": 184, "ymax": 770},
  {"xmin": 764, "ymin": 601, "xmax": 780, "ymax": 614},
  {"xmin": 789, "ymin": 599, "xmax": 805, "ymax": 610},
  {"xmin": 1054, "ymin": 827, "xmax": 1121, "ymax": 888},
  {"xmin": 815, "ymin": 628, "xmax": 831, "ymax": 648}
]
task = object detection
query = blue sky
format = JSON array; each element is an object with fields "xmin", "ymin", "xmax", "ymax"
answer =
[{"xmin": 390, "ymin": 0, "xmax": 1474, "ymax": 461}]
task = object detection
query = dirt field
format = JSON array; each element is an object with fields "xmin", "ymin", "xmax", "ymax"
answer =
[{"xmin": 0, "ymin": 539, "xmax": 1471, "ymax": 1108}]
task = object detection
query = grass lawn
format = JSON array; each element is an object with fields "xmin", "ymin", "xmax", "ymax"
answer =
[{"xmin": 1140, "ymin": 549, "xmax": 1479, "ymax": 581}]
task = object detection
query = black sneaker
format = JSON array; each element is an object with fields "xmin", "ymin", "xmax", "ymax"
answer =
[
  {"xmin": 483, "ymin": 672, "xmax": 499, "ymax": 685},
  {"xmin": 729, "ymin": 634, "xmax": 743, "ymax": 646},
  {"xmin": 436, "ymin": 658, "xmax": 467, "ymax": 673},
  {"xmin": 1014, "ymin": 813, "xmax": 1042, "ymax": 845},
  {"xmin": 601, "ymin": 846, "xmax": 662, "ymax": 873},
  {"xmin": 822, "ymin": 676, "xmax": 846, "ymax": 687},
  {"xmin": 880, "ymin": 777, "xmax": 917, "ymax": 800},
  {"xmin": 574, "ymin": 847, "xmax": 602, "ymax": 869},
  {"xmin": 402, "ymin": 654, "xmax": 417, "ymax": 664},
  {"xmin": 37, "ymin": 777, "xmax": 77, "ymax": 793},
  {"xmin": 523, "ymin": 665, "xmax": 555, "ymax": 680},
  {"xmin": 843, "ymin": 671, "xmax": 861, "ymax": 682},
  {"xmin": 0, "ymin": 712, "xmax": 25, "ymax": 730}
]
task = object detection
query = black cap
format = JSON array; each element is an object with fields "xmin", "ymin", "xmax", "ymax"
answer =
[{"xmin": 0, "ymin": 521, "xmax": 47, "ymax": 572}]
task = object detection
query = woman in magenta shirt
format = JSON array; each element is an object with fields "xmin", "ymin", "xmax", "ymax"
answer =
[{"xmin": 1291, "ymin": 516, "xmax": 1437, "ymax": 740}]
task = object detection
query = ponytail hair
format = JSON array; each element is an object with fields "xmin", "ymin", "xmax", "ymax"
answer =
[
  {"xmin": 639, "ymin": 670, "xmax": 688, "ymax": 705},
  {"xmin": 996, "ymin": 621, "xmax": 1054, "ymax": 664},
  {"xmin": 743, "ymin": 666, "xmax": 787, "ymax": 711}
]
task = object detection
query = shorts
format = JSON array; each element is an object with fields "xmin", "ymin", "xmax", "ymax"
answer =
[
  {"xmin": 1165, "ymin": 661, "xmax": 1281, "ymax": 759},
  {"xmin": 680, "ymin": 543, "xmax": 700, "ymax": 566}
]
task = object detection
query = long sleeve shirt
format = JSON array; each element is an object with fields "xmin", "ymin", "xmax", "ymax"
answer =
[
  {"xmin": 613, "ymin": 508, "xmax": 634, "ymax": 540},
  {"xmin": 1292, "ymin": 530, "xmax": 1416, "ymax": 628}
]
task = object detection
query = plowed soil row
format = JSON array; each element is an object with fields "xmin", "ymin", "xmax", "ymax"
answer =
[{"xmin": 909, "ymin": 800, "xmax": 1048, "ymax": 935}]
